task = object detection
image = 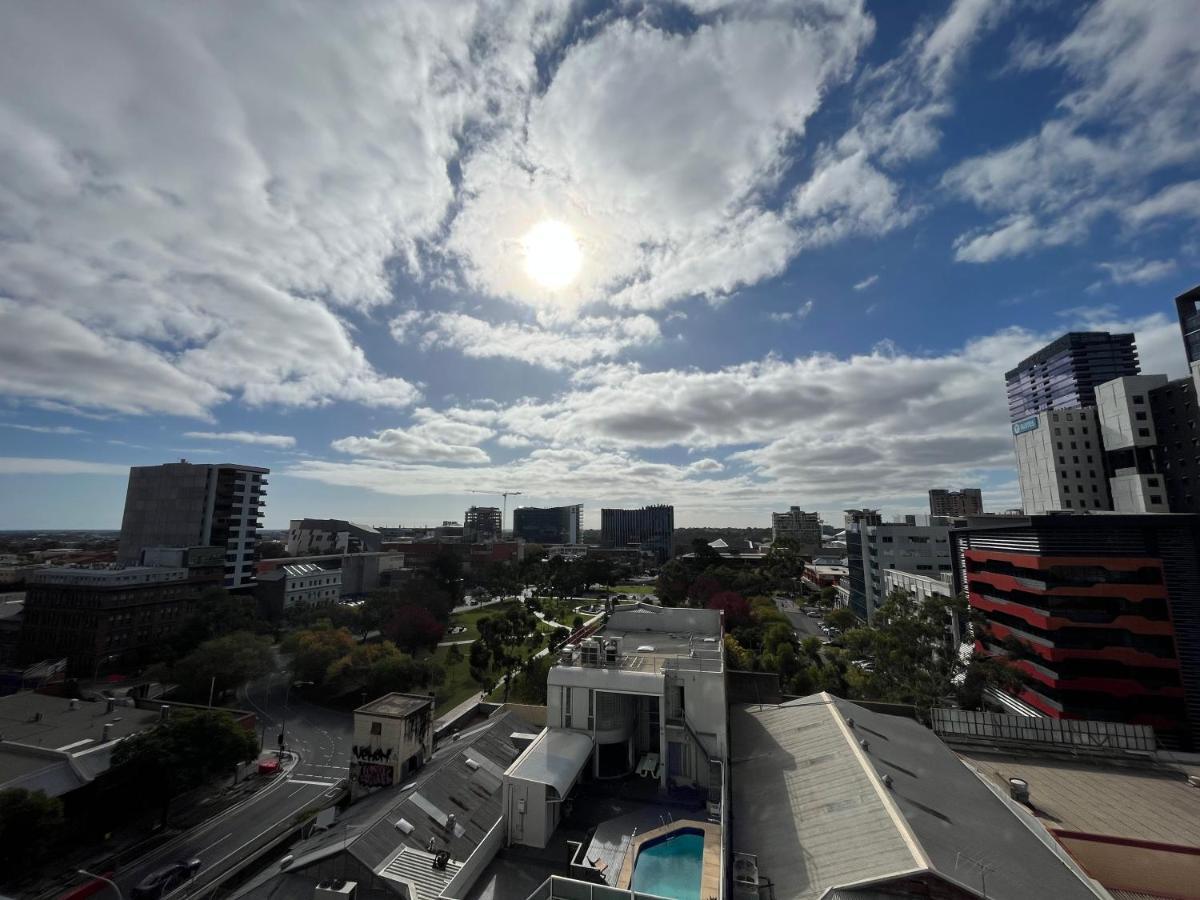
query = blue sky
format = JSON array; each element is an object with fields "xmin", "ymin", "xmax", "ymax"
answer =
[{"xmin": 1, "ymin": 0, "xmax": 1198, "ymax": 530}]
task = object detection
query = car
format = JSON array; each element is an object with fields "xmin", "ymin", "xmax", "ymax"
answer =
[{"xmin": 130, "ymin": 858, "xmax": 202, "ymax": 899}]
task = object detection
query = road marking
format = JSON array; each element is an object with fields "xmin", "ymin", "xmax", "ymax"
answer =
[
  {"xmin": 288, "ymin": 777, "xmax": 340, "ymax": 786},
  {"xmin": 199, "ymin": 832, "xmax": 233, "ymax": 854},
  {"xmin": 287, "ymin": 785, "xmax": 308, "ymax": 799}
]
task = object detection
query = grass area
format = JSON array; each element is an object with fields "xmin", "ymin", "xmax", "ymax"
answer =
[
  {"xmin": 613, "ymin": 583, "xmax": 656, "ymax": 595},
  {"xmin": 446, "ymin": 600, "xmax": 522, "ymax": 642},
  {"xmin": 427, "ymin": 644, "xmax": 479, "ymax": 714}
]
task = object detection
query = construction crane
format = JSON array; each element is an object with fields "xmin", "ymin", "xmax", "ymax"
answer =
[{"xmin": 467, "ymin": 489, "xmax": 523, "ymax": 536}]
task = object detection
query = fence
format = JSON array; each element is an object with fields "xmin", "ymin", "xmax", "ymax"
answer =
[{"xmin": 930, "ymin": 707, "xmax": 1157, "ymax": 752}]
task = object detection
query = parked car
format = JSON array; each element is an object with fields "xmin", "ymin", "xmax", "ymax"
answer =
[{"xmin": 130, "ymin": 859, "xmax": 201, "ymax": 899}]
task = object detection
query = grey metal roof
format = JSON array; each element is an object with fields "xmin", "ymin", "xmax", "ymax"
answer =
[
  {"xmin": 732, "ymin": 694, "xmax": 1106, "ymax": 900},
  {"xmin": 233, "ymin": 709, "xmax": 532, "ymax": 899}
]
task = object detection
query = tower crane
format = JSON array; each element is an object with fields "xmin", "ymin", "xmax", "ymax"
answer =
[{"xmin": 467, "ymin": 489, "xmax": 523, "ymax": 537}]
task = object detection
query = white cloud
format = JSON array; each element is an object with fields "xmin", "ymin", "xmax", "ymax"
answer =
[
  {"xmin": 946, "ymin": 2, "xmax": 1200, "ymax": 261},
  {"xmin": 393, "ymin": 311, "xmax": 661, "ymax": 370},
  {"xmin": 1096, "ymin": 258, "xmax": 1178, "ymax": 287},
  {"xmin": 767, "ymin": 300, "xmax": 814, "ymax": 323},
  {"xmin": 0, "ymin": 457, "xmax": 128, "ymax": 475},
  {"xmin": 0, "ymin": 1, "xmax": 557, "ymax": 416},
  {"xmin": 853, "ymin": 275, "xmax": 879, "ymax": 291},
  {"xmin": 1124, "ymin": 180, "xmax": 1200, "ymax": 226},
  {"xmin": 443, "ymin": 5, "xmax": 874, "ymax": 313},
  {"xmin": 332, "ymin": 411, "xmax": 493, "ymax": 464},
  {"xmin": 300, "ymin": 310, "xmax": 1190, "ymax": 521},
  {"xmin": 1, "ymin": 423, "xmax": 86, "ymax": 435},
  {"xmin": 184, "ymin": 430, "xmax": 296, "ymax": 448}
]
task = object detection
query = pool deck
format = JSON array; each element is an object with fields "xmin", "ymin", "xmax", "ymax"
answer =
[{"xmin": 618, "ymin": 820, "xmax": 721, "ymax": 900}]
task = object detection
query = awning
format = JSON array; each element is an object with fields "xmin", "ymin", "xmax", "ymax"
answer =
[{"xmin": 507, "ymin": 729, "xmax": 593, "ymax": 798}]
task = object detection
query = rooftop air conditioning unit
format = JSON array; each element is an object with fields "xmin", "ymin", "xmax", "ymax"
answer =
[{"xmin": 314, "ymin": 880, "xmax": 357, "ymax": 899}]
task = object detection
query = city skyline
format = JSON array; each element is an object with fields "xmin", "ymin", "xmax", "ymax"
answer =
[{"xmin": 2, "ymin": 2, "xmax": 1199, "ymax": 530}]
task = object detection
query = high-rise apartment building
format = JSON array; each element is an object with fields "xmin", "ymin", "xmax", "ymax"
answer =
[
  {"xmin": 770, "ymin": 507, "xmax": 821, "ymax": 553},
  {"xmin": 928, "ymin": 488, "xmax": 983, "ymax": 517},
  {"xmin": 1005, "ymin": 332, "xmax": 1139, "ymax": 424},
  {"xmin": 118, "ymin": 460, "xmax": 268, "ymax": 589},
  {"xmin": 1176, "ymin": 284, "xmax": 1200, "ymax": 374},
  {"xmin": 600, "ymin": 504, "xmax": 675, "ymax": 563},
  {"xmin": 951, "ymin": 513, "xmax": 1200, "ymax": 750},
  {"xmin": 512, "ymin": 504, "xmax": 582, "ymax": 545},
  {"xmin": 1013, "ymin": 408, "xmax": 1113, "ymax": 514},
  {"xmin": 463, "ymin": 506, "xmax": 502, "ymax": 543}
]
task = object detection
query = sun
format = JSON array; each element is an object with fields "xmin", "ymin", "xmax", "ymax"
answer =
[{"xmin": 521, "ymin": 220, "xmax": 582, "ymax": 290}]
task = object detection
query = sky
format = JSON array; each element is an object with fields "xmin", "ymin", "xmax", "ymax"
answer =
[{"xmin": 1, "ymin": 0, "xmax": 1198, "ymax": 531}]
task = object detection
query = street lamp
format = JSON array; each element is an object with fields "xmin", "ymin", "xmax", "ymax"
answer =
[
  {"xmin": 77, "ymin": 869, "xmax": 123, "ymax": 900},
  {"xmin": 279, "ymin": 675, "xmax": 313, "ymax": 752}
]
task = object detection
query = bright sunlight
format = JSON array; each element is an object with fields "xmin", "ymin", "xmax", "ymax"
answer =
[{"xmin": 521, "ymin": 220, "xmax": 582, "ymax": 289}]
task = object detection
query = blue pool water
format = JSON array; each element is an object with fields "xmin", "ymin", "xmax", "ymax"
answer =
[{"xmin": 631, "ymin": 829, "xmax": 704, "ymax": 900}]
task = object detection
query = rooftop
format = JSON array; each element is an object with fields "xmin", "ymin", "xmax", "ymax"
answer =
[
  {"xmin": 958, "ymin": 750, "xmax": 1200, "ymax": 848},
  {"xmin": 26, "ymin": 566, "xmax": 188, "ymax": 586},
  {"xmin": 553, "ymin": 604, "xmax": 724, "ymax": 673},
  {"xmin": 356, "ymin": 692, "xmax": 435, "ymax": 719},
  {"xmin": 0, "ymin": 692, "xmax": 161, "ymax": 750},
  {"xmin": 731, "ymin": 694, "xmax": 1104, "ymax": 900}
]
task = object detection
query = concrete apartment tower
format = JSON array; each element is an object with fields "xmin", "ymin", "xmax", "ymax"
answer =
[
  {"xmin": 928, "ymin": 488, "xmax": 982, "ymax": 517},
  {"xmin": 118, "ymin": 460, "xmax": 268, "ymax": 589}
]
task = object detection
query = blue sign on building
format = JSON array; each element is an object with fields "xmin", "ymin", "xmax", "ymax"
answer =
[{"xmin": 1012, "ymin": 416, "xmax": 1040, "ymax": 436}]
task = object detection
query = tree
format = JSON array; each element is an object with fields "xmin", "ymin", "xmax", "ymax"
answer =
[
  {"xmin": 383, "ymin": 604, "xmax": 445, "ymax": 653},
  {"xmin": 112, "ymin": 709, "xmax": 258, "ymax": 824},
  {"xmin": 169, "ymin": 588, "xmax": 262, "ymax": 659},
  {"xmin": 167, "ymin": 631, "xmax": 274, "ymax": 701},
  {"xmin": 655, "ymin": 558, "xmax": 691, "ymax": 607},
  {"xmin": 285, "ymin": 624, "xmax": 357, "ymax": 685},
  {"xmin": 428, "ymin": 549, "xmax": 464, "ymax": 603},
  {"xmin": 506, "ymin": 653, "xmax": 553, "ymax": 704},
  {"xmin": 825, "ymin": 607, "xmax": 859, "ymax": 632},
  {"xmin": 0, "ymin": 788, "xmax": 63, "ymax": 876},
  {"xmin": 707, "ymin": 591, "xmax": 751, "ymax": 629}
]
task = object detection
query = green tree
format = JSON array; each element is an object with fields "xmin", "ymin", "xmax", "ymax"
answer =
[
  {"xmin": 506, "ymin": 654, "xmax": 553, "ymax": 704},
  {"xmin": 167, "ymin": 631, "xmax": 274, "ymax": 701},
  {"xmin": 825, "ymin": 607, "xmax": 859, "ymax": 632},
  {"xmin": 257, "ymin": 540, "xmax": 290, "ymax": 560},
  {"xmin": 0, "ymin": 788, "xmax": 64, "ymax": 877},
  {"xmin": 169, "ymin": 588, "xmax": 262, "ymax": 658},
  {"xmin": 112, "ymin": 709, "xmax": 258, "ymax": 824},
  {"xmin": 285, "ymin": 624, "xmax": 357, "ymax": 685}
]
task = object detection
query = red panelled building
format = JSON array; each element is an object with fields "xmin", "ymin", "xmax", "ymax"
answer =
[{"xmin": 951, "ymin": 514, "xmax": 1200, "ymax": 749}]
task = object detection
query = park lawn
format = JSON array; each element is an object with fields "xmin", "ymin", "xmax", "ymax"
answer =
[
  {"xmin": 613, "ymin": 583, "xmax": 656, "ymax": 595},
  {"xmin": 447, "ymin": 600, "xmax": 523, "ymax": 642},
  {"xmin": 427, "ymin": 627, "xmax": 553, "ymax": 714}
]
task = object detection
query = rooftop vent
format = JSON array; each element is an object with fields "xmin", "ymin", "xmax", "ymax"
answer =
[
  {"xmin": 846, "ymin": 718, "xmax": 855, "ymax": 729},
  {"xmin": 68, "ymin": 699, "xmax": 78, "ymax": 711},
  {"xmin": 395, "ymin": 818, "xmax": 414, "ymax": 834},
  {"xmin": 1009, "ymin": 777, "xmax": 1030, "ymax": 804},
  {"xmin": 882, "ymin": 774, "xmax": 893, "ymax": 788},
  {"xmin": 859, "ymin": 739, "xmax": 869, "ymax": 752}
]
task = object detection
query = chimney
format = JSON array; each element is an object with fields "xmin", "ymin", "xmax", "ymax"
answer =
[
  {"xmin": 160, "ymin": 704, "xmax": 170, "ymax": 721},
  {"xmin": 106, "ymin": 698, "xmax": 115, "ymax": 714},
  {"xmin": 102, "ymin": 723, "xmax": 113, "ymax": 742},
  {"xmin": 1009, "ymin": 777, "xmax": 1030, "ymax": 804}
]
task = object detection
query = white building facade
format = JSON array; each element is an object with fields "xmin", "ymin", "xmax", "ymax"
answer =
[{"xmin": 1013, "ymin": 408, "xmax": 1111, "ymax": 514}]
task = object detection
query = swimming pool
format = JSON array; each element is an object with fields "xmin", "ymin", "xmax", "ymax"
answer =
[{"xmin": 631, "ymin": 828, "xmax": 704, "ymax": 900}]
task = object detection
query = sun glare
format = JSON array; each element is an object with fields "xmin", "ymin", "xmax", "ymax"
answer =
[{"xmin": 521, "ymin": 220, "xmax": 582, "ymax": 290}]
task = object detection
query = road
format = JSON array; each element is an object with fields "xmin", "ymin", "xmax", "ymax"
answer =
[
  {"xmin": 109, "ymin": 671, "xmax": 353, "ymax": 898},
  {"xmin": 775, "ymin": 596, "xmax": 826, "ymax": 639}
]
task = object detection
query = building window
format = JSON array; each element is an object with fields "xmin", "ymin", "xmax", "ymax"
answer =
[
  {"xmin": 1138, "ymin": 428, "xmax": 1151, "ymax": 437},
  {"xmin": 1151, "ymin": 495, "xmax": 1163, "ymax": 504},
  {"xmin": 1064, "ymin": 499, "xmax": 1072, "ymax": 507},
  {"xmin": 1148, "ymin": 477, "xmax": 1160, "ymax": 487},
  {"xmin": 1057, "ymin": 442, "xmax": 1064, "ymax": 450},
  {"xmin": 370, "ymin": 721, "xmax": 382, "ymax": 735},
  {"xmin": 1063, "ymin": 485, "xmax": 1070, "ymax": 493},
  {"xmin": 1133, "ymin": 395, "xmax": 1145, "ymax": 404},
  {"xmin": 1073, "ymin": 456, "xmax": 1079, "ymax": 463},
  {"xmin": 1055, "ymin": 427, "xmax": 1062, "ymax": 435},
  {"xmin": 1089, "ymin": 470, "xmax": 1096, "ymax": 478},
  {"xmin": 1059, "ymin": 456, "xmax": 1066, "ymax": 465},
  {"xmin": 1068, "ymin": 427, "xmax": 1076, "ymax": 435},
  {"xmin": 1092, "ymin": 484, "xmax": 1099, "ymax": 493},
  {"xmin": 1135, "ymin": 411, "xmax": 1148, "ymax": 421}
]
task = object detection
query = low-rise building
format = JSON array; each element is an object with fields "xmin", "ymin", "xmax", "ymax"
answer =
[
  {"xmin": 350, "ymin": 692, "xmax": 434, "ymax": 801},
  {"xmin": 731, "ymin": 693, "xmax": 1107, "ymax": 900},
  {"xmin": 255, "ymin": 562, "xmax": 343, "ymax": 617},
  {"xmin": 287, "ymin": 518, "xmax": 383, "ymax": 556},
  {"xmin": 845, "ymin": 519, "xmax": 953, "ymax": 624},
  {"xmin": 19, "ymin": 557, "xmax": 223, "ymax": 677}
]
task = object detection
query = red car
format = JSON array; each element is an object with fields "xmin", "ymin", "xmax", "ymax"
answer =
[{"xmin": 257, "ymin": 758, "xmax": 281, "ymax": 776}]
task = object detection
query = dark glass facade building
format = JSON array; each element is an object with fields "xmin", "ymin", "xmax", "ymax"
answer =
[
  {"xmin": 600, "ymin": 505, "xmax": 674, "ymax": 563},
  {"xmin": 1004, "ymin": 332, "xmax": 1139, "ymax": 424},
  {"xmin": 1148, "ymin": 377, "xmax": 1200, "ymax": 514},
  {"xmin": 1176, "ymin": 285, "xmax": 1200, "ymax": 367},
  {"xmin": 951, "ymin": 514, "xmax": 1200, "ymax": 749},
  {"xmin": 512, "ymin": 504, "xmax": 581, "ymax": 545}
]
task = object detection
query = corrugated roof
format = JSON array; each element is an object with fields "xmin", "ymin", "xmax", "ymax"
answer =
[{"xmin": 732, "ymin": 694, "xmax": 1107, "ymax": 900}]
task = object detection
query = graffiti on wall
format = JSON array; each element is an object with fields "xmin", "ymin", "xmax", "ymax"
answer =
[
  {"xmin": 352, "ymin": 745, "xmax": 393, "ymax": 762},
  {"xmin": 352, "ymin": 761, "xmax": 394, "ymax": 789}
]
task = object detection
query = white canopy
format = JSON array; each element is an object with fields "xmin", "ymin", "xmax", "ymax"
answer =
[{"xmin": 507, "ymin": 729, "xmax": 594, "ymax": 798}]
